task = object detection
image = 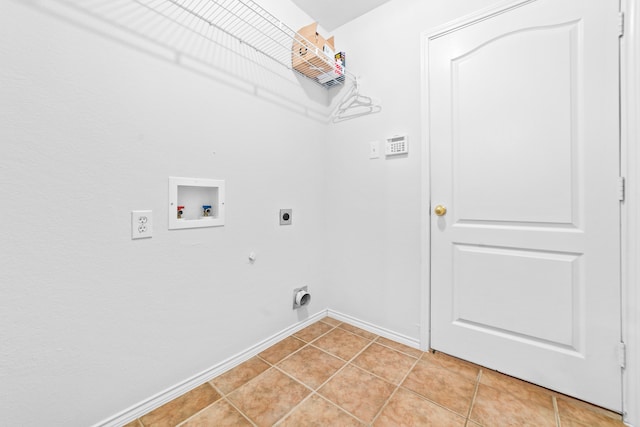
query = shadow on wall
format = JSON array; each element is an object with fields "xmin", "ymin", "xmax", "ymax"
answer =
[{"xmin": 17, "ymin": 0, "xmax": 339, "ymax": 122}]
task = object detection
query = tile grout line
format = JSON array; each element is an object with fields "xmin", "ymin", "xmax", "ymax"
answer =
[
  {"xmin": 308, "ymin": 339, "xmax": 374, "ymax": 366},
  {"xmin": 221, "ymin": 396, "xmax": 258, "ymax": 427},
  {"xmin": 303, "ymin": 330, "xmax": 381, "ymax": 425},
  {"xmin": 553, "ymin": 395, "xmax": 561, "ymax": 427},
  {"xmin": 294, "ymin": 319, "xmax": 337, "ymax": 339},
  {"xmin": 369, "ymin": 352, "xmax": 423, "ymax": 425},
  {"xmin": 209, "ymin": 382, "xmax": 225, "ymax": 397},
  {"xmin": 394, "ymin": 354, "xmax": 482, "ymax": 422},
  {"xmin": 394, "ymin": 372, "xmax": 475, "ymax": 423},
  {"xmin": 274, "ymin": 389, "xmax": 372, "ymax": 427},
  {"xmin": 269, "ymin": 334, "xmax": 378, "ymax": 426},
  {"xmin": 398, "ymin": 384, "xmax": 472, "ymax": 421},
  {"xmin": 142, "ymin": 319, "xmax": 378, "ymax": 427},
  {"xmin": 142, "ymin": 319, "xmax": 350, "ymax": 427},
  {"xmin": 313, "ymin": 392, "xmax": 371, "ymax": 426},
  {"xmin": 258, "ymin": 340, "xmax": 308, "ymax": 367},
  {"xmin": 369, "ymin": 344, "xmax": 478, "ymax": 424},
  {"xmin": 464, "ymin": 368, "xmax": 483, "ymax": 427},
  {"xmin": 251, "ymin": 319, "xmax": 377, "ymax": 426},
  {"xmin": 256, "ymin": 354, "xmax": 273, "ymax": 366},
  {"xmin": 203, "ymin": 329, "xmax": 322, "ymax": 399},
  {"xmin": 210, "ymin": 358, "xmax": 271, "ymax": 397},
  {"xmin": 267, "ymin": 320, "xmax": 343, "ymax": 369},
  {"xmin": 372, "ymin": 335, "xmax": 424, "ymax": 359},
  {"xmin": 272, "ymin": 364, "xmax": 325, "ymax": 396},
  {"xmin": 309, "ymin": 334, "xmax": 376, "ymax": 390},
  {"xmin": 337, "ymin": 324, "xmax": 378, "ymax": 340},
  {"xmin": 175, "ymin": 381, "xmax": 257, "ymax": 427},
  {"xmin": 270, "ymin": 387, "xmax": 317, "ymax": 426},
  {"xmin": 211, "ymin": 320, "xmax": 337, "ymax": 406},
  {"xmin": 315, "ymin": 326, "xmax": 377, "ymax": 362},
  {"xmin": 228, "ymin": 324, "xmax": 468, "ymax": 426},
  {"xmin": 205, "ymin": 355, "xmax": 269, "ymax": 425},
  {"xmin": 293, "ymin": 321, "xmax": 338, "ymax": 343},
  {"xmin": 211, "ymin": 319, "xmax": 349, "ymax": 426},
  {"xmin": 348, "ymin": 358, "xmax": 419, "ymax": 390},
  {"xmin": 172, "ymin": 399, "xmax": 209, "ymax": 427}
]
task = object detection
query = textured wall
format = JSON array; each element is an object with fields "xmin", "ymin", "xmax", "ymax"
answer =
[
  {"xmin": 0, "ymin": 1, "xmax": 329, "ymax": 425},
  {"xmin": 324, "ymin": 0, "xmax": 498, "ymax": 342}
]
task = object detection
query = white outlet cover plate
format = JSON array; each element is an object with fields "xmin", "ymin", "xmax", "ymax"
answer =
[
  {"xmin": 280, "ymin": 209, "xmax": 292, "ymax": 225},
  {"xmin": 369, "ymin": 141, "xmax": 380, "ymax": 159},
  {"xmin": 132, "ymin": 210, "xmax": 153, "ymax": 239}
]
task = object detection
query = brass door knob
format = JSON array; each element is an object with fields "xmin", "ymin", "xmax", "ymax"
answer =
[{"xmin": 434, "ymin": 205, "xmax": 447, "ymax": 216}]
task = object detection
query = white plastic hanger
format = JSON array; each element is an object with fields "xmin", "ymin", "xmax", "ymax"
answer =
[{"xmin": 332, "ymin": 78, "xmax": 382, "ymax": 123}]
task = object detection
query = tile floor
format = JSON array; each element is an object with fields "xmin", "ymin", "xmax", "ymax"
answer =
[{"xmin": 124, "ymin": 317, "xmax": 625, "ymax": 427}]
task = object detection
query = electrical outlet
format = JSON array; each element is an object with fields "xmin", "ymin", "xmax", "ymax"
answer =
[
  {"xmin": 131, "ymin": 210, "xmax": 153, "ymax": 239},
  {"xmin": 280, "ymin": 209, "xmax": 292, "ymax": 225}
]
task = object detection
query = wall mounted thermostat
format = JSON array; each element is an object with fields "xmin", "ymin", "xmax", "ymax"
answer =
[{"xmin": 385, "ymin": 135, "xmax": 408, "ymax": 156}]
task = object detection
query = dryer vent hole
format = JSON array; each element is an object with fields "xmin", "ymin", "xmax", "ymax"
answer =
[{"xmin": 293, "ymin": 287, "xmax": 310, "ymax": 309}]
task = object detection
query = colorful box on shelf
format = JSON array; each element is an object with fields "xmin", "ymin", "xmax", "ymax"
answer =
[{"xmin": 317, "ymin": 60, "xmax": 344, "ymax": 84}]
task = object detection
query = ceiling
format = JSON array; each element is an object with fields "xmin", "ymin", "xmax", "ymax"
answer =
[{"xmin": 290, "ymin": 0, "xmax": 391, "ymax": 31}]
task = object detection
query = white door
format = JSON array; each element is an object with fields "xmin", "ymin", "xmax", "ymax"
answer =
[{"xmin": 428, "ymin": 0, "xmax": 622, "ymax": 411}]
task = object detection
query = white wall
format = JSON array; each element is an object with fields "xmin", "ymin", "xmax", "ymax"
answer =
[
  {"xmin": 0, "ymin": 1, "xmax": 330, "ymax": 425},
  {"xmin": 324, "ymin": 0, "xmax": 498, "ymax": 342}
]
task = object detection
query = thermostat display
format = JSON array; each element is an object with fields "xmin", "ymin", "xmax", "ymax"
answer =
[{"xmin": 385, "ymin": 135, "xmax": 408, "ymax": 156}]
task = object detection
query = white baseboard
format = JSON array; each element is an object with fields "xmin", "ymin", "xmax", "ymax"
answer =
[
  {"xmin": 93, "ymin": 309, "xmax": 421, "ymax": 427},
  {"xmin": 327, "ymin": 309, "xmax": 421, "ymax": 351},
  {"xmin": 92, "ymin": 309, "xmax": 329, "ymax": 427}
]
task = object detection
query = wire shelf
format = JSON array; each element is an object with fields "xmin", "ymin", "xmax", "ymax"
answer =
[{"xmin": 137, "ymin": 0, "xmax": 350, "ymax": 88}]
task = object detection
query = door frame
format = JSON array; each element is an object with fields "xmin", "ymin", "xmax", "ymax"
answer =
[
  {"xmin": 419, "ymin": 0, "xmax": 639, "ymax": 424},
  {"xmin": 620, "ymin": 0, "xmax": 639, "ymax": 424}
]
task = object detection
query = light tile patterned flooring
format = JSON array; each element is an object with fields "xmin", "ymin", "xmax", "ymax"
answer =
[{"xmin": 125, "ymin": 317, "xmax": 625, "ymax": 426}]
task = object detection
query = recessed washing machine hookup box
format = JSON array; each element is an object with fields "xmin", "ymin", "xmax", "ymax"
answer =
[{"xmin": 169, "ymin": 177, "xmax": 225, "ymax": 230}]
